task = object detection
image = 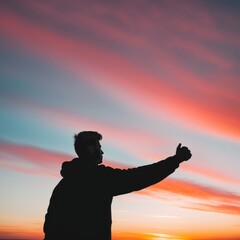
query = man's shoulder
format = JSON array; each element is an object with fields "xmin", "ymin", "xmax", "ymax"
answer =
[
  {"xmin": 97, "ymin": 164, "xmax": 114, "ymax": 171},
  {"xmin": 97, "ymin": 164, "xmax": 122, "ymax": 175}
]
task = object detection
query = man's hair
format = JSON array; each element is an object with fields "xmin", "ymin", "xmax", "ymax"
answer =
[{"xmin": 74, "ymin": 131, "xmax": 102, "ymax": 156}]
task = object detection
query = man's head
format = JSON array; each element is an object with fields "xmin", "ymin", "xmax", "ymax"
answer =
[{"xmin": 74, "ymin": 131, "xmax": 103, "ymax": 165}]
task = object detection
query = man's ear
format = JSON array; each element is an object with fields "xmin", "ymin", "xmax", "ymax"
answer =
[{"xmin": 86, "ymin": 145, "xmax": 95, "ymax": 154}]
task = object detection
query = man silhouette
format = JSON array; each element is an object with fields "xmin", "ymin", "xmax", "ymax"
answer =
[{"xmin": 43, "ymin": 131, "xmax": 192, "ymax": 240}]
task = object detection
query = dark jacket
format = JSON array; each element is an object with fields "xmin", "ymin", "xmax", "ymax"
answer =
[{"xmin": 43, "ymin": 156, "xmax": 180, "ymax": 240}]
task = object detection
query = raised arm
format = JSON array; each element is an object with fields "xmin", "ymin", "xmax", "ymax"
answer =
[{"xmin": 106, "ymin": 144, "xmax": 192, "ymax": 196}]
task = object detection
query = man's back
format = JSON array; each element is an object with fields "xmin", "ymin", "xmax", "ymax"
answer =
[{"xmin": 44, "ymin": 161, "xmax": 114, "ymax": 240}]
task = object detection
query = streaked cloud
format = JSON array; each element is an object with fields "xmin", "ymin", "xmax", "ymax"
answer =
[
  {"xmin": 145, "ymin": 178, "xmax": 240, "ymax": 216},
  {"xmin": 1, "ymin": 1, "xmax": 239, "ymax": 139},
  {"xmin": 149, "ymin": 178, "xmax": 240, "ymax": 204},
  {"xmin": 183, "ymin": 203, "xmax": 240, "ymax": 216},
  {"xmin": 181, "ymin": 163, "xmax": 240, "ymax": 185}
]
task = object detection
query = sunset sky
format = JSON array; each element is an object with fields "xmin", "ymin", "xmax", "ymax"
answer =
[{"xmin": 0, "ymin": 0, "xmax": 240, "ymax": 239}]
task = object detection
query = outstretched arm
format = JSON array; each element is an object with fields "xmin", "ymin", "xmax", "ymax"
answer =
[{"xmin": 107, "ymin": 144, "xmax": 192, "ymax": 196}]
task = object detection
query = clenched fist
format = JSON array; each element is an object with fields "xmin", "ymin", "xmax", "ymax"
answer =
[{"xmin": 176, "ymin": 143, "xmax": 192, "ymax": 162}]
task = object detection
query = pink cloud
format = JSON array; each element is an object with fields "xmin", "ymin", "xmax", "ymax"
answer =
[
  {"xmin": 0, "ymin": 140, "xmax": 71, "ymax": 166},
  {"xmin": 0, "ymin": 140, "xmax": 71, "ymax": 178},
  {"xmin": 181, "ymin": 163, "xmax": 240, "ymax": 186},
  {"xmin": 168, "ymin": 37, "xmax": 233, "ymax": 69},
  {"xmin": 0, "ymin": 139, "xmax": 132, "ymax": 178},
  {"xmin": 0, "ymin": 5, "xmax": 239, "ymax": 141},
  {"xmin": 156, "ymin": 0, "xmax": 240, "ymax": 46}
]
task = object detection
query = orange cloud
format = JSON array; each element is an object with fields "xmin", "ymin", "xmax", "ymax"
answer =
[
  {"xmin": 148, "ymin": 178, "xmax": 240, "ymax": 204},
  {"xmin": 183, "ymin": 203, "xmax": 240, "ymax": 215},
  {"xmin": 139, "ymin": 178, "xmax": 240, "ymax": 216},
  {"xmin": 0, "ymin": 224, "xmax": 43, "ymax": 240}
]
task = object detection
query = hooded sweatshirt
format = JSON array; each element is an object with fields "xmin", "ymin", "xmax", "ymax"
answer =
[{"xmin": 43, "ymin": 156, "xmax": 180, "ymax": 240}]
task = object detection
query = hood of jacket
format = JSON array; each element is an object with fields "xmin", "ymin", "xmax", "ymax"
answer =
[{"xmin": 60, "ymin": 158, "xmax": 100, "ymax": 178}]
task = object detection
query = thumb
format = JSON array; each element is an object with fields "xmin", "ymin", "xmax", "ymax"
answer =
[{"xmin": 177, "ymin": 143, "xmax": 182, "ymax": 150}]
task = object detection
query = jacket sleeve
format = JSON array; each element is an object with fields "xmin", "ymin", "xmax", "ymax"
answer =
[{"xmin": 105, "ymin": 156, "xmax": 181, "ymax": 196}]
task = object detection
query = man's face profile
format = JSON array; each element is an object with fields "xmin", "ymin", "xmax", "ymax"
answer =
[{"xmin": 86, "ymin": 141, "xmax": 103, "ymax": 164}]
